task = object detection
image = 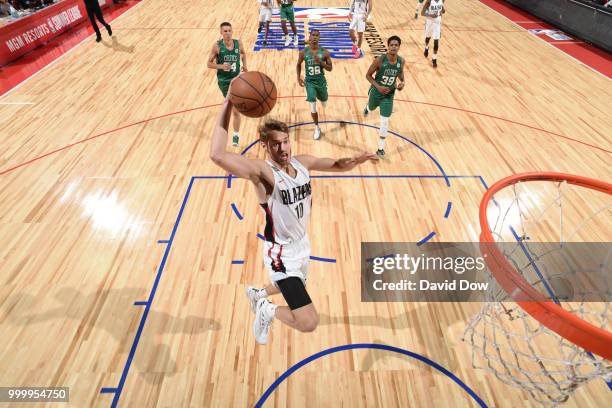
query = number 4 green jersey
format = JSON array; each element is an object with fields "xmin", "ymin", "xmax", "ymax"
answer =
[
  {"xmin": 216, "ymin": 39, "xmax": 240, "ymax": 83},
  {"xmin": 304, "ymin": 46, "xmax": 327, "ymax": 85},
  {"xmin": 374, "ymin": 53, "xmax": 403, "ymax": 93}
]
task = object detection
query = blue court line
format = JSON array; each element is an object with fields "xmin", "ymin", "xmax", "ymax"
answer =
[
  {"xmin": 157, "ymin": 240, "xmax": 169, "ymax": 244},
  {"xmin": 444, "ymin": 202, "xmax": 452, "ymax": 218},
  {"xmin": 257, "ymin": 233, "xmax": 265, "ymax": 241},
  {"xmin": 102, "ymin": 176, "xmax": 197, "ymax": 407},
  {"xmin": 309, "ymin": 256, "xmax": 336, "ymax": 263},
  {"xmin": 255, "ymin": 343, "xmax": 488, "ymax": 408},
  {"xmin": 106, "ymin": 172, "xmax": 487, "ymax": 405},
  {"xmin": 478, "ymin": 176, "xmax": 489, "ymax": 190},
  {"xmin": 192, "ymin": 175, "xmax": 230, "ymax": 180},
  {"xmin": 230, "ymin": 203, "xmax": 244, "ymax": 220},
  {"xmin": 232, "ymin": 260, "xmax": 245, "ymax": 265},
  {"xmin": 416, "ymin": 231, "xmax": 436, "ymax": 246},
  {"xmin": 133, "ymin": 301, "xmax": 148, "ymax": 306}
]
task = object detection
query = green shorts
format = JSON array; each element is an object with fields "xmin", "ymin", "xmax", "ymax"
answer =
[
  {"xmin": 280, "ymin": 5, "xmax": 295, "ymax": 22},
  {"xmin": 367, "ymin": 86, "xmax": 395, "ymax": 117},
  {"xmin": 305, "ymin": 80, "xmax": 328, "ymax": 102},
  {"xmin": 218, "ymin": 80, "xmax": 232, "ymax": 97}
]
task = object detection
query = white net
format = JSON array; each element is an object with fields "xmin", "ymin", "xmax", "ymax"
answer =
[{"xmin": 464, "ymin": 177, "xmax": 612, "ymax": 405}]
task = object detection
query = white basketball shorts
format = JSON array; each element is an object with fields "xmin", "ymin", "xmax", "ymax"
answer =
[
  {"xmin": 425, "ymin": 16, "xmax": 442, "ymax": 40},
  {"xmin": 263, "ymin": 234, "xmax": 310, "ymax": 284},
  {"xmin": 259, "ymin": 7, "xmax": 272, "ymax": 22},
  {"xmin": 349, "ymin": 13, "xmax": 366, "ymax": 33}
]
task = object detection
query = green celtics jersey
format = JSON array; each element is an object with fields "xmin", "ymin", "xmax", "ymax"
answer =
[
  {"xmin": 374, "ymin": 53, "xmax": 403, "ymax": 92},
  {"xmin": 304, "ymin": 46, "xmax": 326, "ymax": 84},
  {"xmin": 216, "ymin": 39, "xmax": 240, "ymax": 83},
  {"xmin": 279, "ymin": 0, "xmax": 294, "ymax": 6}
]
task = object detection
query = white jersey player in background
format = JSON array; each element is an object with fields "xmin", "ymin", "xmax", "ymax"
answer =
[
  {"xmin": 258, "ymin": 0, "xmax": 275, "ymax": 46},
  {"xmin": 348, "ymin": 0, "xmax": 372, "ymax": 58},
  {"xmin": 421, "ymin": 0, "xmax": 445, "ymax": 68},
  {"xmin": 210, "ymin": 87, "xmax": 377, "ymax": 345}
]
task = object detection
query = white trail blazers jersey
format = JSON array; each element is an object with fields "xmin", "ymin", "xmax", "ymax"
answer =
[{"xmin": 261, "ymin": 158, "xmax": 312, "ymax": 245}]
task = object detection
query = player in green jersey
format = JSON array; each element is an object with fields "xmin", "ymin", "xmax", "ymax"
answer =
[
  {"xmin": 296, "ymin": 29, "xmax": 333, "ymax": 140},
  {"xmin": 207, "ymin": 22, "xmax": 248, "ymax": 147},
  {"xmin": 363, "ymin": 35, "xmax": 405, "ymax": 157},
  {"xmin": 279, "ymin": 0, "xmax": 299, "ymax": 47}
]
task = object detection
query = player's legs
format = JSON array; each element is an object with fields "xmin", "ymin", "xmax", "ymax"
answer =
[
  {"xmin": 220, "ymin": 82, "xmax": 241, "ymax": 145},
  {"xmin": 290, "ymin": 17, "xmax": 298, "ymax": 46},
  {"xmin": 281, "ymin": 9, "xmax": 291, "ymax": 46},
  {"xmin": 264, "ymin": 21, "xmax": 271, "ymax": 45},
  {"xmin": 424, "ymin": 19, "xmax": 433, "ymax": 58},
  {"xmin": 306, "ymin": 82, "xmax": 321, "ymax": 139},
  {"xmin": 312, "ymin": 82, "xmax": 328, "ymax": 140},
  {"xmin": 432, "ymin": 22, "xmax": 441, "ymax": 67},
  {"xmin": 364, "ymin": 87, "xmax": 381, "ymax": 116},
  {"xmin": 274, "ymin": 277, "xmax": 318, "ymax": 332},
  {"xmin": 376, "ymin": 98, "xmax": 393, "ymax": 156}
]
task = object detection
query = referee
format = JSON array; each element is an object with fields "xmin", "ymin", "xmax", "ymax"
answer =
[{"xmin": 84, "ymin": 0, "xmax": 112, "ymax": 42}]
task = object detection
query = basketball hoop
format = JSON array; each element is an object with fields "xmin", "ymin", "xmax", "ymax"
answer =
[{"xmin": 464, "ymin": 172, "xmax": 612, "ymax": 405}]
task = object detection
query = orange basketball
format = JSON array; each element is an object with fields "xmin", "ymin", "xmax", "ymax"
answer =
[{"xmin": 228, "ymin": 71, "xmax": 278, "ymax": 118}]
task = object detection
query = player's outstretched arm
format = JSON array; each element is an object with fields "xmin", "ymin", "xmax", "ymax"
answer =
[
  {"xmin": 207, "ymin": 43, "xmax": 227, "ymax": 70},
  {"xmin": 238, "ymin": 39, "xmax": 248, "ymax": 71},
  {"xmin": 296, "ymin": 152, "xmax": 378, "ymax": 172},
  {"xmin": 421, "ymin": 0, "xmax": 431, "ymax": 16},
  {"xmin": 322, "ymin": 50, "xmax": 333, "ymax": 72},
  {"xmin": 397, "ymin": 59, "xmax": 406, "ymax": 90},
  {"xmin": 210, "ymin": 98, "xmax": 262, "ymax": 179},
  {"xmin": 296, "ymin": 50, "xmax": 305, "ymax": 86}
]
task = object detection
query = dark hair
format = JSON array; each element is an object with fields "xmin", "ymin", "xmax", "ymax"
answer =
[
  {"xmin": 259, "ymin": 119, "xmax": 289, "ymax": 143},
  {"xmin": 387, "ymin": 35, "xmax": 401, "ymax": 45},
  {"xmin": 220, "ymin": 22, "xmax": 232, "ymax": 29},
  {"xmin": 310, "ymin": 28, "xmax": 320, "ymax": 34}
]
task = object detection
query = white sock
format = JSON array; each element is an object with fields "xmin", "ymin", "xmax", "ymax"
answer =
[
  {"xmin": 233, "ymin": 131, "xmax": 239, "ymax": 137},
  {"xmin": 309, "ymin": 101, "xmax": 317, "ymax": 113},
  {"xmin": 433, "ymin": 53, "xmax": 437, "ymax": 60},
  {"xmin": 380, "ymin": 116, "xmax": 389, "ymax": 138},
  {"xmin": 365, "ymin": 104, "xmax": 370, "ymax": 113},
  {"xmin": 425, "ymin": 46, "xmax": 429, "ymax": 50},
  {"xmin": 378, "ymin": 137, "xmax": 386, "ymax": 150}
]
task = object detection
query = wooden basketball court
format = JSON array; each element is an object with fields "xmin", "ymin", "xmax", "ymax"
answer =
[{"xmin": 0, "ymin": 0, "xmax": 610, "ymax": 406}]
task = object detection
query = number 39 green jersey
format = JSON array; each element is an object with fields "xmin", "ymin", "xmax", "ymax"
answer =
[{"xmin": 374, "ymin": 53, "xmax": 403, "ymax": 93}]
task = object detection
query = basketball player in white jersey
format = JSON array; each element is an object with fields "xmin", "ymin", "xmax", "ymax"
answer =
[
  {"xmin": 348, "ymin": 0, "xmax": 373, "ymax": 58},
  {"xmin": 421, "ymin": 0, "xmax": 445, "ymax": 68},
  {"xmin": 210, "ymin": 91, "xmax": 377, "ymax": 345},
  {"xmin": 258, "ymin": 0, "xmax": 274, "ymax": 46}
]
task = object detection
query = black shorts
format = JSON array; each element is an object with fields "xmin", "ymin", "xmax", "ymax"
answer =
[{"xmin": 277, "ymin": 277, "xmax": 312, "ymax": 310}]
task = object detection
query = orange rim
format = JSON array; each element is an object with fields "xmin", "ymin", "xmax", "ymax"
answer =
[{"xmin": 479, "ymin": 172, "xmax": 612, "ymax": 360}]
